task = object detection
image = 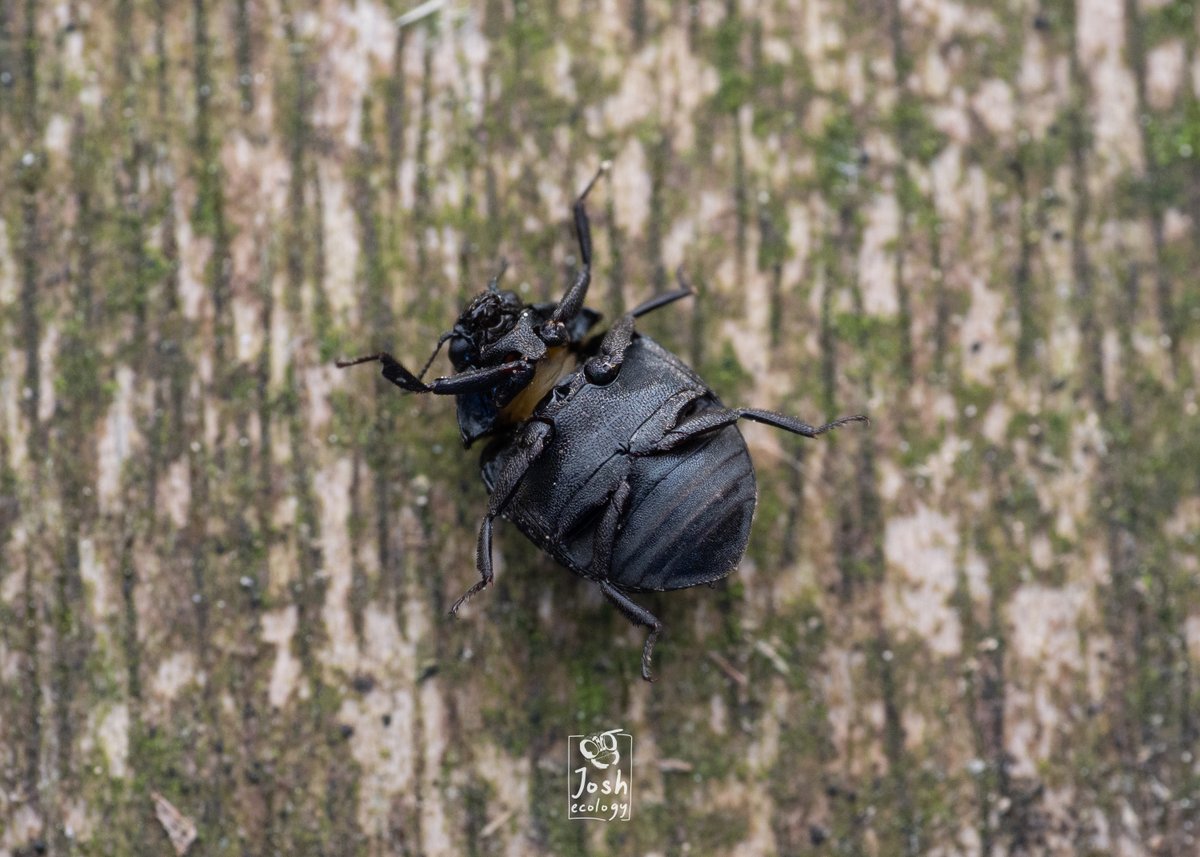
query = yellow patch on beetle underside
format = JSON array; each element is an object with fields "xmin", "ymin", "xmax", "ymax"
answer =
[{"xmin": 498, "ymin": 346, "xmax": 578, "ymax": 424}]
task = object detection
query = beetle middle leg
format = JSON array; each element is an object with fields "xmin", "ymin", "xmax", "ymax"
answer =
[{"xmin": 449, "ymin": 421, "xmax": 553, "ymax": 616}]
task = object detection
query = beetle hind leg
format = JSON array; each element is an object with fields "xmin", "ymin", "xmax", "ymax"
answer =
[
  {"xmin": 648, "ymin": 406, "xmax": 869, "ymax": 454},
  {"xmin": 599, "ymin": 580, "xmax": 663, "ymax": 682}
]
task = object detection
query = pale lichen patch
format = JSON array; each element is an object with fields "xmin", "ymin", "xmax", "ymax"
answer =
[
  {"xmin": 96, "ymin": 366, "xmax": 136, "ymax": 515},
  {"xmin": 1186, "ymin": 615, "xmax": 1200, "ymax": 663},
  {"xmin": 971, "ymin": 78, "xmax": 1016, "ymax": 141},
  {"xmin": 317, "ymin": 162, "xmax": 362, "ymax": 320},
  {"xmin": 1004, "ymin": 583, "xmax": 1091, "ymax": 775},
  {"xmin": 79, "ymin": 536, "xmax": 113, "ymax": 620},
  {"xmin": 38, "ymin": 323, "xmax": 59, "ymax": 423},
  {"xmin": 1145, "ymin": 39, "xmax": 1186, "ymax": 111},
  {"xmin": 0, "ymin": 805, "xmax": 43, "ymax": 854},
  {"xmin": 1017, "ymin": 33, "xmax": 1066, "ymax": 140},
  {"xmin": 82, "ymin": 703, "xmax": 130, "ymax": 779},
  {"xmin": 418, "ymin": 681, "xmax": 452, "ymax": 855},
  {"xmin": 173, "ymin": 195, "xmax": 209, "ymax": 323},
  {"xmin": 0, "ymin": 217, "xmax": 14, "ymax": 309},
  {"xmin": 313, "ymin": 0, "xmax": 395, "ymax": 149},
  {"xmin": 1077, "ymin": 0, "xmax": 1144, "ymax": 181},
  {"xmin": 610, "ymin": 140, "xmax": 650, "ymax": 238},
  {"xmin": 857, "ymin": 193, "xmax": 899, "ymax": 316},
  {"xmin": 960, "ymin": 277, "xmax": 1013, "ymax": 385},
  {"xmin": 317, "ymin": 458, "xmax": 358, "ymax": 672},
  {"xmin": 158, "ymin": 458, "xmax": 190, "ymax": 530},
  {"xmin": 339, "ymin": 682, "xmax": 417, "ymax": 837},
  {"xmin": 151, "ymin": 651, "xmax": 200, "ymax": 705},
  {"xmin": 261, "ymin": 605, "xmax": 304, "ymax": 709},
  {"xmin": 884, "ymin": 504, "xmax": 962, "ymax": 657},
  {"xmin": 44, "ymin": 113, "xmax": 71, "ymax": 158}
]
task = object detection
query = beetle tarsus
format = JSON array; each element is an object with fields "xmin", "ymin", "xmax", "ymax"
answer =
[
  {"xmin": 600, "ymin": 580, "xmax": 663, "ymax": 683},
  {"xmin": 628, "ymin": 284, "xmax": 692, "ymax": 319},
  {"xmin": 449, "ymin": 515, "xmax": 495, "ymax": 616},
  {"xmin": 337, "ymin": 351, "xmax": 432, "ymax": 393}
]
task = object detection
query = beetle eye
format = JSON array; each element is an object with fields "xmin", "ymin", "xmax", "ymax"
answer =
[{"xmin": 448, "ymin": 336, "xmax": 474, "ymax": 367}]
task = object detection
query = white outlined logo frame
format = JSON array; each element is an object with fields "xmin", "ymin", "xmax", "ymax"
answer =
[{"xmin": 568, "ymin": 728, "xmax": 633, "ymax": 821}]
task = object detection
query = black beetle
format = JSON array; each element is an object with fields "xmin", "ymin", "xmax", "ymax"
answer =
[{"xmin": 338, "ymin": 164, "xmax": 867, "ymax": 680}]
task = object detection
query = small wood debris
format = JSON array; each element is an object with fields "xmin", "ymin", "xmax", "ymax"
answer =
[
  {"xmin": 754, "ymin": 639, "xmax": 792, "ymax": 675},
  {"xmin": 706, "ymin": 650, "xmax": 748, "ymax": 687},
  {"xmin": 152, "ymin": 791, "xmax": 198, "ymax": 856},
  {"xmin": 658, "ymin": 758, "xmax": 695, "ymax": 773},
  {"xmin": 479, "ymin": 807, "xmax": 515, "ymax": 838}
]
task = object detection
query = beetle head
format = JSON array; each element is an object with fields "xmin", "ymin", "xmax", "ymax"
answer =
[{"xmin": 447, "ymin": 289, "xmax": 526, "ymax": 370}]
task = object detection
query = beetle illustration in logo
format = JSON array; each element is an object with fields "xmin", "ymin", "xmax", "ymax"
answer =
[
  {"xmin": 579, "ymin": 728, "xmax": 622, "ymax": 770},
  {"xmin": 569, "ymin": 727, "xmax": 633, "ymax": 820}
]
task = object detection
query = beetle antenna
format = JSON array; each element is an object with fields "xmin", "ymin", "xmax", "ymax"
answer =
[
  {"xmin": 578, "ymin": 160, "xmax": 612, "ymax": 201},
  {"xmin": 487, "ymin": 258, "xmax": 509, "ymax": 293},
  {"xmin": 417, "ymin": 330, "xmax": 454, "ymax": 381}
]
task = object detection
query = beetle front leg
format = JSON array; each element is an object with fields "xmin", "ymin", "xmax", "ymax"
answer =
[
  {"xmin": 336, "ymin": 351, "xmax": 431, "ymax": 392},
  {"xmin": 337, "ymin": 352, "xmax": 535, "ymax": 397},
  {"xmin": 427, "ymin": 359, "xmax": 535, "ymax": 395},
  {"xmin": 599, "ymin": 580, "xmax": 663, "ymax": 682}
]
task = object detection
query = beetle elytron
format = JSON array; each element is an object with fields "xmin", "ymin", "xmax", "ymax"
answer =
[{"xmin": 338, "ymin": 163, "xmax": 867, "ymax": 680}]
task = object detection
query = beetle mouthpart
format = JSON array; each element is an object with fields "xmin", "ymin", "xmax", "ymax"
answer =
[{"xmin": 539, "ymin": 320, "xmax": 568, "ymax": 346}]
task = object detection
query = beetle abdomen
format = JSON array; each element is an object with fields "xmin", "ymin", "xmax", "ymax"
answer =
[
  {"xmin": 611, "ymin": 422, "xmax": 756, "ymax": 592},
  {"xmin": 483, "ymin": 335, "xmax": 758, "ymax": 593}
]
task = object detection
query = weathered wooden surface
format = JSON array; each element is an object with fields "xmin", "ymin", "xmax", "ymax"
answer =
[{"xmin": 1, "ymin": 0, "xmax": 1198, "ymax": 854}]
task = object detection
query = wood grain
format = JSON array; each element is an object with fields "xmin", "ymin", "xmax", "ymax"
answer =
[{"xmin": 0, "ymin": 0, "xmax": 1197, "ymax": 854}]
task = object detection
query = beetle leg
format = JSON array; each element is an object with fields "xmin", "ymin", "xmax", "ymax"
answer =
[
  {"xmin": 480, "ymin": 315, "xmax": 547, "ymax": 364},
  {"xmin": 599, "ymin": 580, "xmax": 663, "ymax": 682},
  {"xmin": 587, "ymin": 479, "xmax": 632, "ymax": 577},
  {"xmin": 427, "ymin": 359, "xmax": 535, "ymax": 396},
  {"xmin": 628, "ymin": 279, "xmax": 692, "ymax": 319},
  {"xmin": 584, "ymin": 314, "xmax": 634, "ymax": 384},
  {"xmin": 448, "ymin": 515, "xmax": 496, "ymax": 617},
  {"xmin": 449, "ymin": 422, "xmax": 553, "ymax": 617},
  {"xmin": 585, "ymin": 284, "xmax": 694, "ymax": 385},
  {"xmin": 337, "ymin": 351, "xmax": 535, "ymax": 397},
  {"xmin": 541, "ymin": 162, "xmax": 611, "ymax": 344},
  {"xmin": 648, "ymin": 407, "xmax": 869, "ymax": 454},
  {"xmin": 336, "ymin": 351, "xmax": 431, "ymax": 392}
]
